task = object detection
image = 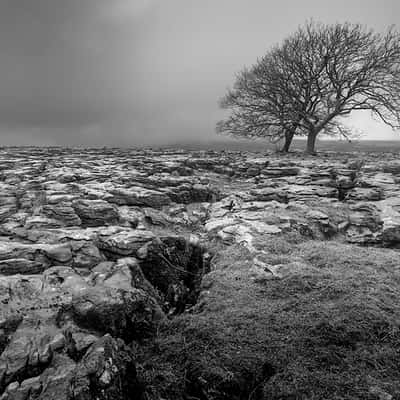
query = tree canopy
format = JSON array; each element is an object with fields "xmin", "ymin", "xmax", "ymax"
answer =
[{"xmin": 217, "ymin": 22, "xmax": 400, "ymax": 153}]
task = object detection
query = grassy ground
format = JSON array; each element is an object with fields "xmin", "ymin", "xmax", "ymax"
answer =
[{"xmin": 137, "ymin": 235, "xmax": 400, "ymax": 400}]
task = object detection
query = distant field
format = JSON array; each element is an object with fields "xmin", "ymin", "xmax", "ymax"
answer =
[
  {"xmin": 308, "ymin": 139, "xmax": 400, "ymax": 153},
  {"xmin": 163, "ymin": 138, "xmax": 400, "ymax": 153},
  {"xmin": 3, "ymin": 139, "xmax": 400, "ymax": 154}
]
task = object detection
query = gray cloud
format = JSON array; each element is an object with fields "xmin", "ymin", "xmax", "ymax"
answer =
[{"xmin": 0, "ymin": 0, "xmax": 399, "ymax": 146}]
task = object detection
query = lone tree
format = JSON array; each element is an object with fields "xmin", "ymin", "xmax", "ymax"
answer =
[{"xmin": 217, "ymin": 22, "xmax": 400, "ymax": 153}]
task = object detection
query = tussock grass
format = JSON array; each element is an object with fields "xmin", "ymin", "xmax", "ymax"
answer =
[{"xmin": 138, "ymin": 237, "xmax": 400, "ymax": 400}]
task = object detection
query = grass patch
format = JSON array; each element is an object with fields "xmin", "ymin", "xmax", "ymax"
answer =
[{"xmin": 138, "ymin": 239, "xmax": 400, "ymax": 400}]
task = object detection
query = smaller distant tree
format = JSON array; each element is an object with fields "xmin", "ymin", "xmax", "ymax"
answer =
[
  {"xmin": 217, "ymin": 58, "xmax": 309, "ymax": 153},
  {"xmin": 218, "ymin": 22, "xmax": 400, "ymax": 153}
]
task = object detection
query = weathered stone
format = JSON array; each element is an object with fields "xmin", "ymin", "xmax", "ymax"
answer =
[
  {"xmin": 345, "ymin": 187, "xmax": 383, "ymax": 201},
  {"xmin": 72, "ymin": 199, "xmax": 119, "ymax": 226},
  {"xmin": 108, "ymin": 186, "xmax": 171, "ymax": 208},
  {"xmin": 346, "ymin": 202, "xmax": 382, "ymax": 244},
  {"xmin": 0, "ymin": 242, "xmax": 72, "ymax": 275},
  {"xmin": 42, "ymin": 203, "xmax": 82, "ymax": 226},
  {"xmin": 382, "ymin": 162, "xmax": 400, "ymax": 175},
  {"xmin": 71, "ymin": 286, "xmax": 161, "ymax": 340},
  {"xmin": 97, "ymin": 228, "xmax": 155, "ymax": 256},
  {"xmin": 70, "ymin": 335, "xmax": 138, "ymax": 400},
  {"xmin": 378, "ymin": 197, "xmax": 400, "ymax": 245}
]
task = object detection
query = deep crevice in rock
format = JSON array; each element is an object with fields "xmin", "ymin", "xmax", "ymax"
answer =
[
  {"xmin": 138, "ymin": 237, "xmax": 211, "ymax": 316},
  {"xmin": 337, "ymin": 187, "xmax": 348, "ymax": 201}
]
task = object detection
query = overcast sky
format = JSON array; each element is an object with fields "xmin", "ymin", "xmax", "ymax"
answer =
[{"xmin": 0, "ymin": 0, "xmax": 399, "ymax": 146}]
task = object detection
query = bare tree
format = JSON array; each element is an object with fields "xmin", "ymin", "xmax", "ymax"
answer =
[{"xmin": 218, "ymin": 22, "xmax": 400, "ymax": 153}]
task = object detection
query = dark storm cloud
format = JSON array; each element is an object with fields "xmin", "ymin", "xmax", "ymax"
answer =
[{"xmin": 0, "ymin": 0, "xmax": 399, "ymax": 145}]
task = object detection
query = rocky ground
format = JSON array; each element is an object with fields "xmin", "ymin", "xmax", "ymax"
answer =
[{"xmin": 1, "ymin": 147, "xmax": 400, "ymax": 399}]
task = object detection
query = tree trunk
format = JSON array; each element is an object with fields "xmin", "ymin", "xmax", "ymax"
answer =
[
  {"xmin": 281, "ymin": 130, "xmax": 294, "ymax": 152},
  {"xmin": 306, "ymin": 131, "xmax": 317, "ymax": 154}
]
